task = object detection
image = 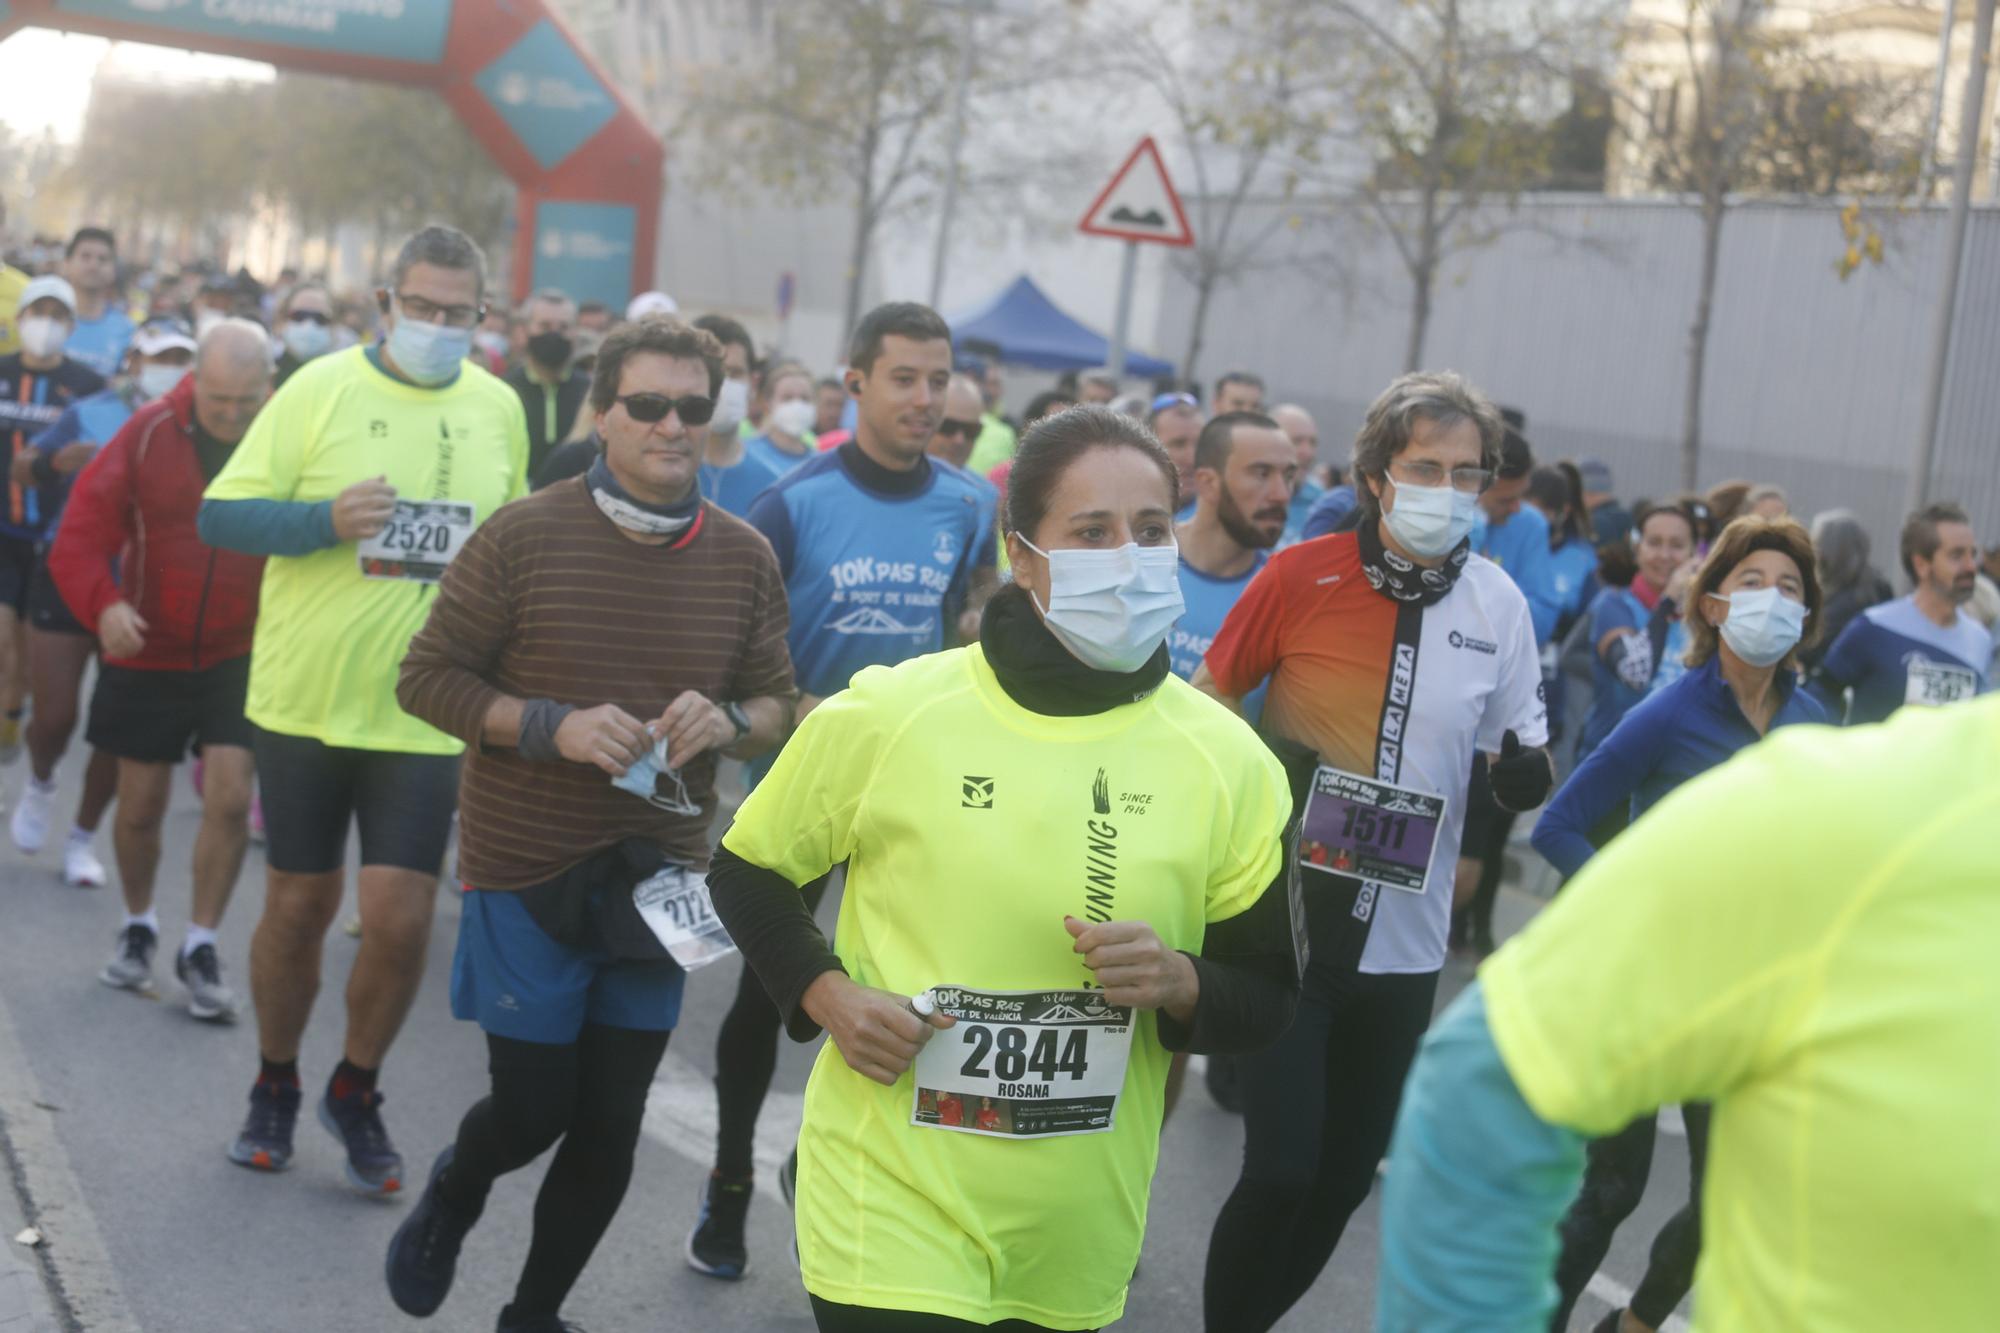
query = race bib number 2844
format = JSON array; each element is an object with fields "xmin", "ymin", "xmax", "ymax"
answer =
[{"xmin": 911, "ymin": 987, "xmax": 1133, "ymax": 1139}]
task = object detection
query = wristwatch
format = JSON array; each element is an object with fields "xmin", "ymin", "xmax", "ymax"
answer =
[{"xmin": 722, "ymin": 700, "xmax": 751, "ymax": 741}]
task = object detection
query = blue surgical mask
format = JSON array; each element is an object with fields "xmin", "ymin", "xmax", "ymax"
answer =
[
  {"xmin": 1020, "ymin": 537, "xmax": 1184, "ymax": 673},
  {"xmin": 282, "ymin": 319, "xmax": 332, "ymax": 362},
  {"xmin": 611, "ymin": 738, "xmax": 702, "ymax": 814},
  {"xmin": 1383, "ymin": 480, "xmax": 1479, "ymax": 559},
  {"xmin": 385, "ymin": 314, "xmax": 472, "ymax": 386},
  {"xmin": 1708, "ymin": 586, "xmax": 1806, "ymax": 667}
]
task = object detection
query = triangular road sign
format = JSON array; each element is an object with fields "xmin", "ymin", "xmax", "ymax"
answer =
[{"xmin": 1079, "ymin": 136, "xmax": 1195, "ymax": 248}]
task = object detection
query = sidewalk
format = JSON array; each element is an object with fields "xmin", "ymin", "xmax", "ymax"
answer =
[{"xmin": 0, "ymin": 1135, "xmax": 62, "ymax": 1333}]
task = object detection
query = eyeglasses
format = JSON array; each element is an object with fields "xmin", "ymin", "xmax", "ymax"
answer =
[
  {"xmin": 1389, "ymin": 459, "xmax": 1493, "ymax": 494},
  {"xmin": 286, "ymin": 310, "xmax": 332, "ymax": 326},
  {"xmin": 616, "ymin": 392, "xmax": 715, "ymax": 426},
  {"xmin": 394, "ymin": 292, "xmax": 484, "ymax": 330},
  {"xmin": 935, "ymin": 418, "xmax": 982, "ymax": 440}
]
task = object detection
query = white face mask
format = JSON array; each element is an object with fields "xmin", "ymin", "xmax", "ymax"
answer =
[
  {"xmin": 136, "ymin": 363, "xmax": 189, "ymax": 401},
  {"xmin": 709, "ymin": 377, "xmax": 750, "ymax": 434},
  {"xmin": 1382, "ymin": 478, "xmax": 1479, "ymax": 559},
  {"xmin": 282, "ymin": 319, "xmax": 332, "ymax": 362},
  {"xmin": 18, "ymin": 316, "xmax": 69, "ymax": 360},
  {"xmin": 1020, "ymin": 537, "xmax": 1185, "ymax": 673},
  {"xmin": 770, "ymin": 397, "xmax": 816, "ymax": 440},
  {"xmin": 1708, "ymin": 586, "xmax": 1806, "ymax": 667}
]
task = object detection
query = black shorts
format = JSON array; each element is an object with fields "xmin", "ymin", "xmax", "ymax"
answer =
[
  {"xmin": 87, "ymin": 657, "xmax": 253, "ymax": 763},
  {"xmin": 0, "ymin": 534, "xmax": 36, "ymax": 614},
  {"xmin": 251, "ymin": 724, "xmax": 459, "ymax": 876},
  {"xmin": 26, "ymin": 556, "xmax": 87, "ymax": 636}
]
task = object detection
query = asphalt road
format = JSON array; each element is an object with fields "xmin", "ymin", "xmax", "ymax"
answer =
[{"xmin": 0, "ymin": 746, "xmax": 1692, "ymax": 1332}]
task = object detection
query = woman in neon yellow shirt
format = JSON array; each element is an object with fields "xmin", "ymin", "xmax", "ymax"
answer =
[{"xmin": 709, "ymin": 405, "xmax": 1300, "ymax": 1331}]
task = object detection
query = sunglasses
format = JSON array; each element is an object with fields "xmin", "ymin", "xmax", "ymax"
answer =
[
  {"xmin": 935, "ymin": 418, "xmax": 982, "ymax": 440},
  {"xmin": 286, "ymin": 310, "xmax": 332, "ymax": 326},
  {"xmin": 617, "ymin": 392, "xmax": 715, "ymax": 426}
]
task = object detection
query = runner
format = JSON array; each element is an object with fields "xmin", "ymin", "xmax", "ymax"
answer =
[
  {"xmin": 1575, "ymin": 500, "xmax": 1698, "ymax": 765},
  {"xmin": 689, "ymin": 302, "xmax": 994, "ymax": 1279},
  {"xmin": 700, "ymin": 358, "xmax": 796, "ymax": 518},
  {"xmin": 0, "ymin": 276, "xmax": 106, "ymax": 771},
  {"xmin": 1193, "ymin": 371, "xmax": 1551, "ymax": 1333},
  {"xmin": 503, "ymin": 287, "xmax": 588, "ymax": 481},
  {"xmin": 48, "ymin": 320, "xmax": 272, "ymax": 1020},
  {"xmin": 1529, "ymin": 515, "xmax": 1828, "ymax": 1332},
  {"xmin": 710, "ymin": 405, "xmax": 1299, "ymax": 1331},
  {"xmin": 58, "ymin": 228, "xmax": 134, "ymax": 380},
  {"xmin": 1269, "ymin": 404, "xmax": 1323, "ymax": 547},
  {"xmin": 691, "ymin": 313, "xmax": 755, "ymax": 444},
  {"xmin": 272, "ymin": 282, "xmax": 335, "ymax": 388},
  {"xmin": 1167, "ymin": 410, "xmax": 1293, "ymax": 1116},
  {"xmin": 1380, "ymin": 695, "xmax": 2000, "ymax": 1333},
  {"xmin": 1148, "ymin": 392, "xmax": 1202, "ymax": 515},
  {"xmin": 387, "ymin": 316, "xmax": 794, "ymax": 1332},
  {"xmin": 744, "ymin": 353, "xmax": 821, "ymax": 479},
  {"xmin": 1810, "ymin": 502, "xmax": 1989, "ymax": 723},
  {"xmin": 200, "ymin": 225, "xmax": 529, "ymax": 1192},
  {"xmin": 928, "ymin": 373, "xmax": 1002, "ymax": 627},
  {"xmin": 13, "ymin": 317, "xmax": 202, "ymax": 889}
]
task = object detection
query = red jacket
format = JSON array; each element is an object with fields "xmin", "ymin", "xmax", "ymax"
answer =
[{"xmin": 48, "ymin": 376, "xmax": 265, "ymax": 671}]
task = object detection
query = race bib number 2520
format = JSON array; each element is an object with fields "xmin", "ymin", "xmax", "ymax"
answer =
[{"xmin": 357, "ymin": 500, "xmax": 475, "ymax": 583}]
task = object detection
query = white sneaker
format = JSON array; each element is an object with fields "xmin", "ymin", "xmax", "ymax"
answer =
[
  {"xmin": 11, "ymin": 779, "xmax": 53, "ymax": 854},
  {"xmin": 62, "ymin": 832, "xmax": 106, "ymax": 888}
]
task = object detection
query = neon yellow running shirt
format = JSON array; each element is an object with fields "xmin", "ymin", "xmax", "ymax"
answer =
[
  {"xmin": 723, "ymin": 645, "xmax": 1288, "ymax": 1328},
  {"xmin": 206, "ymin": 347, "xmax": 528, "ymax": 753}
]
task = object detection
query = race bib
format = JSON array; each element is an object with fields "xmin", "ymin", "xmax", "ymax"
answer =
[
  {"xmin": 1298, "ymin": 765, "xmax": 1446, "ymax": 895},
  {"xmin": 912, "ymin": 987, "xmax": 1133, "ymax": 1139},
  {"xmin": 631, "ymin": 865, "xmax": 736, "ymax": 971},
  {"xmin": 358, "ymin": 500, "xmax": 475, "ymax": 582},
  {"xmin": 1905, "ymin": 657, "xmax": 1978, "ymax": 708}
]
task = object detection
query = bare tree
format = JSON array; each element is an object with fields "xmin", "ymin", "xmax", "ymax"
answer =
[{"xmin": 1305, "ymin": 0, "xmax": 1576, "ymax": 370}]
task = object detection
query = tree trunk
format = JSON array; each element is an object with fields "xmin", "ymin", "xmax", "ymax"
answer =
[
  {"xmin": 1404, "ymin": 185, "xmax": 1441, "ymax": 371},
  {"xmin": 1681, "ymin": 190, "xmax": 1727, "ymax": 492},
  {"xmin": 1183, "ymin": 262, "xmax": 1217, "ymax": 386},
  {"xmin": 842, "ymin": 200, "xmax": 874, "ymax": 365}
]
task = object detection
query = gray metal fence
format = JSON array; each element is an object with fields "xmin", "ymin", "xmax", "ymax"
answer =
[{"xmin": 1154, "ymin": 195, "xmax": 2000, "ymax": 564}]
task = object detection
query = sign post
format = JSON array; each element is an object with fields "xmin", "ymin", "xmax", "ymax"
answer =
[{"xmin": 1077, "ymin": 136, "xmax": 1194, "ymax": 380}]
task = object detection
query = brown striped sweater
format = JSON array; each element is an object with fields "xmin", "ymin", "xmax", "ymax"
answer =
[{"xmin": 397, "ymin": 475, "xmax": 794, "ymax": 889}]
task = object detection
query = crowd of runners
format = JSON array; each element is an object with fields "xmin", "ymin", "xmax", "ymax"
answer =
[{"xmin": 0, "ymin": 217, "xmax": 1994, "ymax": 1332}]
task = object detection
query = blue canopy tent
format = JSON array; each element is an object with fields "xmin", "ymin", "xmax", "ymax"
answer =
[{"xmin": 948, "ymin": 274, "xmax": 1174, "ymax": 379}]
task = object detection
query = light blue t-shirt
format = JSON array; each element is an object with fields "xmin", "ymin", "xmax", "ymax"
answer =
[
  {"xmin": 1476, "ymin": 503, "xmax": 1559, "ymax": 643},
  {"xmin": 698, "ymin": 448, "xmax": 784, "ymax": 520},
  {"xmin": 1280, "ymin": 479, "xmax": 1325, "ymax": 549},
  {"xmin": 1813, "ymin": 594, "xmax": 1992, "ymax": 725},
  {"xmin": 1546, "ymin": 535, "xmax": 1599, "ymax": 635},
  {"xmin": 64, "ymin": 309, "xmax": 136, "ymax": 380},
  {"xmin": 1172, "ymin": 551, "xmax": 1268, "ymax": 723},
  {"xmin": 743, "ymin": 444, "xmax": 991, "ymax": 700},
  {"xmin": 743, "ymin": 433, "xmax": 815, "ymax": 483}
]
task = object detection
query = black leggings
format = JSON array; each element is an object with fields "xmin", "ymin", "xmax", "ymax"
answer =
[
  {"xmin": 1551, "ymin": 1101, "xmax": 1713, "ymax": 1331},
  {"xmin": 1204, "ymin": 965, "xmax": 1439, "ymax": 1333},
  {"xmin": 437, "ymin": 1025, "xmax": 672, "ymax": 1322},
  {"xmin": 810, "ymin": 1295, "xmax": 1091, "ymax": 1332},
  {"xmin": 713, "ymin": 872, "xmax": 828, "ymax": 1177}
]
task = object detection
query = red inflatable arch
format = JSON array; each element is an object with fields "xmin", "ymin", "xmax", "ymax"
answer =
[{"xmin": 0, "ymin": 0, "xmax": 663, "ymax": 308}]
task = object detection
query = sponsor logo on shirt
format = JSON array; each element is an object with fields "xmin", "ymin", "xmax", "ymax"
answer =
[
  {"xmin": 828, "ymin": 606, "xmax": 930, "ymax": 635},
  {"xmin": 962, "ymin": 776, "xmax": 994, "ymax": 809},
  {"xmin": 1377, "ymin": 642, "xmax": 1416, "ymax": 777},
  {"xmin": 1447, "ymin": 629, "xmax": 1498, "ymax": 655},
  {"xmin": 933, "ymin": 529, "xmax": 959, "ymax": 565}
]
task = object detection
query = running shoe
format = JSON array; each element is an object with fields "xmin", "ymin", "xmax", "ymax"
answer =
[
  {"xmin": 62, "ymin": 832, "xmax": 107, "ymax": 888},
  {"xmin": 11, "ymin": 777, "xmax": 52, "ymax": 854},
  {"xmin": 496, "ymin": 1313, "xmax": 586, "ymax": 1332},
  {"xmin": 386, "ymin": 1147, "xmax": 481, "ymax": 1316},
  {"xmin": 684, "ymin": 1171, "xmax": 753, "ymax": 1278},
  {"xmin": 228, "ymin": 1079, "xmax": 302, "ymax": 1172},
  {"xmin": 98, "ymin": 922, "xmax": 157, "ymax": 991},
  {"xmin": 174, "ymin": 943, "xmax": 239, "ymax": 1022},
  {"xmin": 319, "ymin": 1086, "xmax": 404, "ymax": 1196}
]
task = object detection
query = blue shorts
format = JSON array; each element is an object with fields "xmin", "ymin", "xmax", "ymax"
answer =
[{"xmin": 450, "ymin": 887, "xmax": 685, "ymax": 1043}]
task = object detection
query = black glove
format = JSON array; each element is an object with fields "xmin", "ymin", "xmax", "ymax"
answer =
[{"xmin": 1487, "ymin": 729, "xmax": 1552, "ymax": 812}]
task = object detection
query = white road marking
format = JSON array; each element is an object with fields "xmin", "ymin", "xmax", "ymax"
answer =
[
  {"xmin": 642, "ymin": 1049, "xmax": 805, "ymax": 1203},
  {"xmin": 1585, "ymin": 1272, "xmax": 1691, "ymax": 1331},
  {"xmin": 0, "ymin": 979, "xmax": 142, "ymax": 1332}
]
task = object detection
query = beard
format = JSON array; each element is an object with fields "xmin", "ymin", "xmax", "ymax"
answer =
[{"xmin": 1218, "ymin": 486, "xmax": 1285, "ymax": 550}]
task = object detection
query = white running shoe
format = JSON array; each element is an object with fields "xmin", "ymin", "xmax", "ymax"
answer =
[
  {"xmin": 62, "ymin": 832, "xmax": 107, "ymax": 888},
  {"xmin": 11, "ymin": 778, "xmax": 53, "ymax": 854}
]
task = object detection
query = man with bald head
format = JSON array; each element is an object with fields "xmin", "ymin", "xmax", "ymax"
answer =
[
  {"xmin": 930, "ymin": 374, "xmax": 1001, "ymax": 639},
  {"xmin": 50, "ymin": 318, "xmax": 274, "ymax": 1020},
  {"xmin": 1271, "ymin": 403, "xmax": 1326, "ymax": 547}
]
